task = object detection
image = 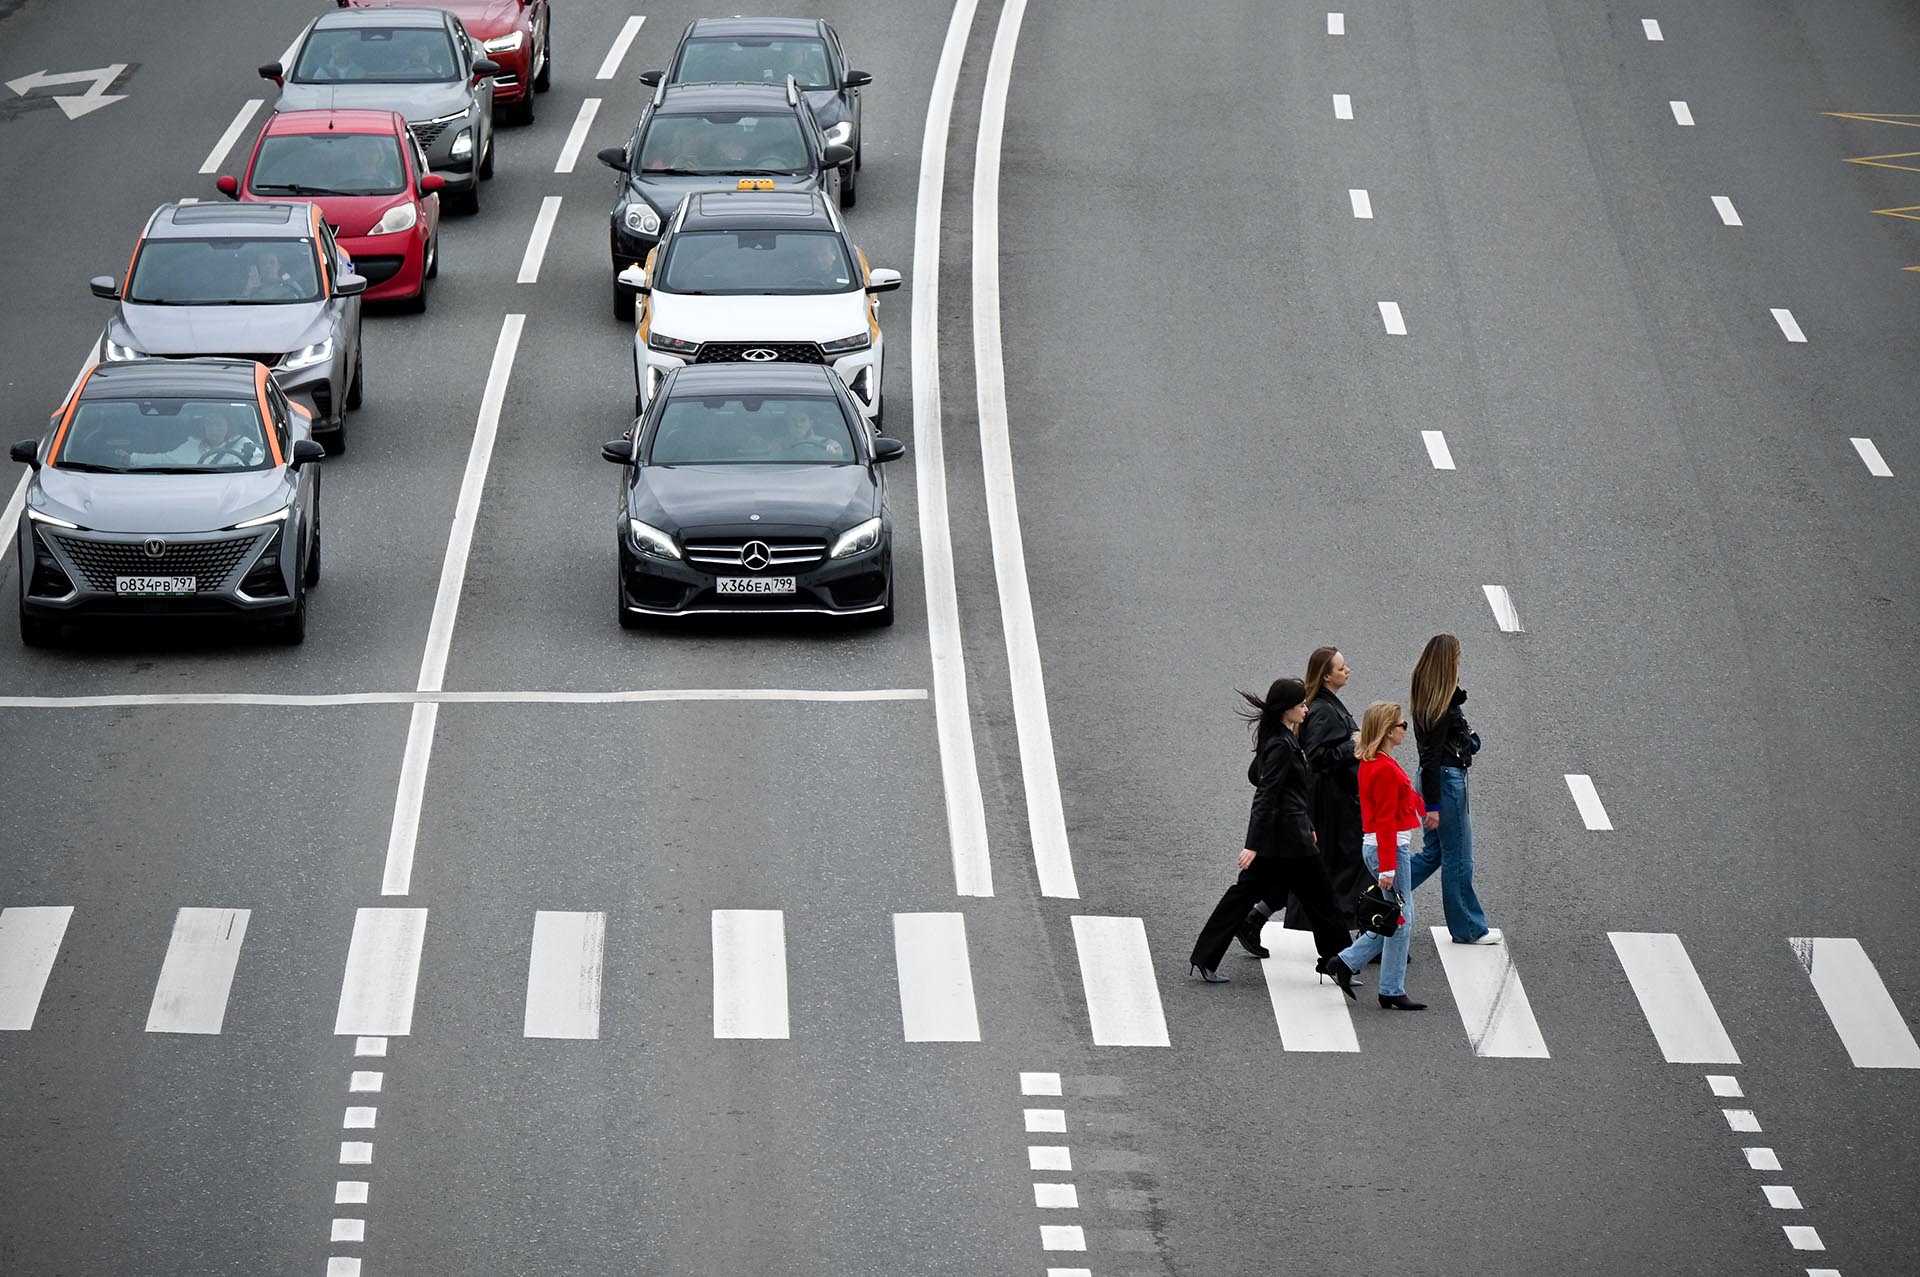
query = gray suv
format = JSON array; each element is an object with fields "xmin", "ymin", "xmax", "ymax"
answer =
[
  {"xmin": 90, "ymin": 201, "xmax": 366, "ymax": 453},
  {"xmin": 262, "ymin": 6, "xmax": 498, "ymax": 214}
]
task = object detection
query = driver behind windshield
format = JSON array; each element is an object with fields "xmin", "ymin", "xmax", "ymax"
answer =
[
  {"xmin": 126, "ymin": 406, "xmax": 267, "ymax": 468},
  {"xmin": 777, "ymin": 404, "xmax": 847, "ymax": 460}
]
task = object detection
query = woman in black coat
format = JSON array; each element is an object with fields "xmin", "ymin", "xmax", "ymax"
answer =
[
  {"xmin": 1190, "ymin": 677, "xmax": 1358, "ymax": 991},
  {"xmin": 1291, "ymin": 645, "xmax": 1365, "ymax": 928}
]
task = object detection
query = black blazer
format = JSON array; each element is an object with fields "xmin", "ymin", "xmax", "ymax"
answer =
[
  {"xmin": 1415, "ymin": 686, "xmax": 1477, "ymax": 807},
  {"xmin": 1244, "ymin": 728, "xmax": 1316, "ymax": 859}
]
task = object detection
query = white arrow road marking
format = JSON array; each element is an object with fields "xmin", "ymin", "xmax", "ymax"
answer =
[{"xmin": 6, "ymin": 64, "xmax": 128, "ymax": 118}]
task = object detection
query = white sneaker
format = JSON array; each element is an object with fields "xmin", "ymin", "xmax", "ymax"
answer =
[{"xmin": 1456, "ymin": 929, "xmax": 1503, "ymax": 946}]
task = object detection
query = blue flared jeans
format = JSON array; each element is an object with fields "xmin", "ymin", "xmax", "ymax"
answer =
[
  {"xmin": 1408, "ymin": 766, "xmax": 1489, "ymax": 942},
  {"xmin": 1337, "ymin": 832, "xmax": 1414, "ymax": 997}
]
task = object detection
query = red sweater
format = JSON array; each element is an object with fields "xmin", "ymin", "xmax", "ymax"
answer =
[{"xmin": 1358, "ymin": 754, "xmax": 1426, "ymax": 873}]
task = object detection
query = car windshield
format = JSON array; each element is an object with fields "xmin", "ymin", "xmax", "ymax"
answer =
[
  {"xmin": 57, "ymin": 398, "xmax": 273, "ymax": 473},
  {"xmin": 637, "ymin": 113, "xmax": 809, "ymax": 176},
  {"xmin": 647, "ymin": 394, "xmax": 854, "ymax": 465},
  {"xmin": 293, "ymin": 28, "xmax": 459, "ymax": 84},
  {"xmin": 126, "ymin": 238, "xmax": 322, "ymax": 305},
  {"xmin": 658, "ymin": 231, "xmax": 855, "ymax": 295},
  {"xmin": 251, "ymin": 133, "xmax": 406, "ymax": 197},
  {"xmin": 675, "ymin": 37, "xmax": 834, "ymax": 90}
]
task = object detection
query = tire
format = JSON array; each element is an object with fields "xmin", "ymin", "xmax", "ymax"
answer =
[
  {"xmin": 406, "ymin": 270, "xmax": 429, "ymax": 314},
  {"xmin": 616, "ymin": 566, "xmax": 642, "ymax": 630},
  {"xmin": 425, "ymin": 232, "xmax": 439, "ymax": 279},
  {"xmin": 508, "ymin": 92, "xmax": 535, "ymax": 127},
  {"xmin": 274, "ymin": 587, "xmax": 308, "ymax": 645},
  {"xmin": 478, "ymin": 132, "xmax": 495, "ymax": 180},
  {"xmin": 452, "ymin": 184, "xmax": 480, "ymax": 216},
  {"xmin": 318, "ymin": 423, "xmax": 346, "ymax": 456},
  {"xmin": 303, "ymin": 520, "xmax": 321, "ymax": 588},
  {"xmin": 613, "ymin": 278, "xmax": 635, "ymax": 322},
  {"xmin": 345, "ymin": 348, "xmax": 363, "ymax": 410},
  {"xmin": 18, "ymin": 606, "xmax": 56, "ymax": 649},
  {"xmin": 534, "ymin": 20, "xmax": 552, "ymax": 92},
  {"xmin": 839, "ymin": 161, "xmax": 856, "ymax": 209},
  {"xmin": 854, "ymin": 141, "xmax": 862, "ymax": 172}
]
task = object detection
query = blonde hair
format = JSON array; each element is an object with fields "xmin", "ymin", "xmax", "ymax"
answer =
[
  {"xmin": 1410, "ymin": 633, "xmax": 1461, "ymax": 730},
  {"xmin": 1356, "ymin": 701, "xmax": 1403, "ymax": 762}
]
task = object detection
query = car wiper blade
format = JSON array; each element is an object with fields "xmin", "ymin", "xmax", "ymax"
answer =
[
  {"xmin": 55, "ymin": 462, "xmax": 129, "ymax": 473},
  {"xmin": 142, "ymin": 466, "xmax": 227, "ymax": 474},
  {"xmin": 251, "ymin": 182, "xmax": 342, "ymax": 196}
]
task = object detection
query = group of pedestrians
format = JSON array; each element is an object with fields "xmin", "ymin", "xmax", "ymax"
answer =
[{"xmin": 1189, "ymin": 636, "xmax": 1497, "ymax": 1010}]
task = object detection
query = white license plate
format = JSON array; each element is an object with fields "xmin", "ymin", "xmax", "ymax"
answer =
[
  {"xmin": 115, "ymin": 575, "xmax": 196, "ymax": 596},
  {"xmin": 716, "ymin": 576, "xmax": 796, "ymax": 595}
]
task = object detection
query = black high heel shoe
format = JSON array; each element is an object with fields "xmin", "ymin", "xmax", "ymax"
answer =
[
  {"xmin": 1236, "ymin": 929, "xmax": 1270, "ymax": 959},
  {"xmin": 1317, "ymin": 955, "xmax": 1358, "ymax": 1000},
  {"xmin": 1191, "ymin": 964, "xmax": 1230, "ymax": 984},
  {"xmin": 1378, "ymin": 993, "xmax": 1427, "ymax": 1011}
]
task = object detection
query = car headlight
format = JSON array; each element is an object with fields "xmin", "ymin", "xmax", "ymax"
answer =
[
  {"xmin": 102, "ymin": 336, "xmax": 142, "ymax": 361},
  {"xmin": 829, "ymin": 515, "xmax": 882, "ymax": 559},
  {"xmin": 368, "ymin": 203, "xmax": 419, "ymax": 236},
  {"xmin": 627, "ymin": 518, "xmax": 681, "ymax": 560},
  {"xmin": 26, "ymin": 507, "xmax": 80, "ymax": 529},
  {"xmin": 824, "ymin": 121, "xmax": 853, "ymax": 147},
  {"xmin": 451, "ymin": 128, "xmax": 473, "ymax": 160},
  {"xmin": 230, "ymin": 505, "xmax": 292, "ymax": 530},
  {"xmin": 279, "ymin": 338, "xmax": 334, "ymax": 371},
  {"xmin": 647, "ymin": 332, "xmax": 699, "ymax": 356},
  {"xmin": 821, "ymin": 331, "xmax": 872, "ymax": 356},
  {"xmin": 623, "ymin": 203, "xmax": 662, "ymax": 236},
  {"xmin": 483, "ymin": 31, "xmax": 525, "ymax": 53}
]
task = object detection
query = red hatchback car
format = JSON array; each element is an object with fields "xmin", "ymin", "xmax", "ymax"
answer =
[
  {"xmin": 338, "ymin": 0, "xmax": 551, "ymax": 124},
  {"xmin": 218, "ymin": 109, "xmax": 442, "ymax": 309}
]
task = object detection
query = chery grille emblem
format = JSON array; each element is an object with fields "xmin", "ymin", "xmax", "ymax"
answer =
[
  {"xmin": 741, "ymin": 541, "xmax": 772, "ymax": 571},
  {"xmin": 142, "ymin": 538, "xmax": 167, "ymax": 559},
  {"xmin": 741, "ymin": 347, "xmax": 779, "ymax": 362}
]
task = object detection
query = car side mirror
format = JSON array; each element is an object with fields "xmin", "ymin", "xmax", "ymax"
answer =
[
  {"xmin": 638, "ymin": 70, "xmax": 663, "ymax": 87},
  {"xmin": 601, "ymin": 438, "xmax": 635, "ymax": 464},
  {"xmin": 823, "ymin": 142, "xmax": 854, "ymax": 168},
  {"xmin": 10, "ymin": 439, "xmax": 40, "ymax": 468},
  {"xmin": 866, "ymin": 268, "xmax": 903, "ymax": 294},
  {"xmin": 596, "ymin": 146, "xmax": 627, "ymax": 171},
  {"xmin": 215, "ymin": 175, "xmax": 240, "ymax": 199},
  {"xmin": 616, "ymin": 265, "xmax": 649, "ymax": 296},
  {"xmin": 420, "ymin": 173, "xmax": 446, "ymax": 194},
  {"xmin": 258, "ymin": 62, "xmax": 284, "ymax": 85},
  {"xmin": 89, "ymin": 275, "xmax": 121, "ymax": 300},
  {"xmin": 473, "ymin": 57, "xmax": 501, "ymax": 77},
  {"xmin": 844, "ymin": 70, "xmax": 873, "ymax": 89},
  {"xmin": 335, "ymin": 273, "xmax": 368, "ymax": 296},
  {"xmin": 289, "ymin": 439, "xmax": 327, "ymax": 468},
  {"xmin": 872, "ymin": 437, "xmax": 906, "ymax": 463}
]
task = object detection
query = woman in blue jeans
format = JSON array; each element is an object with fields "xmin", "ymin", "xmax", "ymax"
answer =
[
  {"xmin": 1408, "ymin": 634, "xmax": 1498, "ymax": 944},
  {"xmin": 1327, "ymin": 702, "xmax": 1428, "ymax": 1008}
]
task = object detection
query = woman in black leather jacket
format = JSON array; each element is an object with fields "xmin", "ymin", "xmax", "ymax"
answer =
[{"xmin": 1407, "ymin": 633, "xmax": 1498, "ymax": 944}]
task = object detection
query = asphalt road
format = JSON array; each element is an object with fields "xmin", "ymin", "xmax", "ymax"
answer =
[{"xmin": 2, "ymin": 0, "xmax": 1916, "ymax": 1273}]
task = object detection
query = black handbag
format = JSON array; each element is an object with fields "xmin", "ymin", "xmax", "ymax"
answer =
[{"xmin": 1353, "ymin": 879, "xmax": 1403, "ymax": 937}]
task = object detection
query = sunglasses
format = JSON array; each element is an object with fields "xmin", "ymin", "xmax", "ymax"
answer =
[{"xmin": 1396, "ymin": 721, "xmax": 1409, "ymax": 730}]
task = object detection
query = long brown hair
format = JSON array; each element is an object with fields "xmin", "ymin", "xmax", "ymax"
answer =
[
  {"xmin": 1303, "ymin": 646, "xmax": 1340, "ymax": 702},
  {"xmin": 1410, "ymin": 634, "xmax": 1461, "ymax": 730},
  {"xmin": 1356, "ymin": 701, "xmax": 1403, "ymax": 762}
]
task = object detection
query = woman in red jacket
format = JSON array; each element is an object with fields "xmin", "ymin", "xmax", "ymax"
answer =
[{"xmin": 1324, "ymin": 702, "xmax": 1431, "ymax": 1009}]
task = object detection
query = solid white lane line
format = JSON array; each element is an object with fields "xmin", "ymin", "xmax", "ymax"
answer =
[
  {"xmin": 1333, "ymin": 94, "xmax": 1354, "ymax": 120},
  {"xmin": 1429, "ymin": 928, "xmax": 1550, "ymax": 1057},
  {"xmin": 354, "ymin": 1036, "xmax": 387, "ymax": 1057},
  {"xmin": 1712, "ymin": 195, "xmax": 1742, "ymax": 226},
  {"xmin": 1783, "ymin": 1226, "xmax": 1824, "ymax": 1251},
  {"xmin": 1020, "ymin": 1071, "xmax": 1062, "ymax": 1096},
  {"xmin": 1349, "ymin": 188, "xmax": 1373, "ymax": 219},
  {"xmin": 330, "ymin": 1220, "xmax": 365, "ymax": 1243},
  {"xmin": 1024, "ymin": 1108, "xmax": 1066, "ymax": 1133},
  {"xmin": 524, "ymin": 910, "xmax": 605, "ymax": 1040},
  {"xmin": 350, "ymin": 1072, "xmax": 383, "ymax": 1092},
  {"xmin": 1763, "ymin": 1185, "xmax": 1804, "ymax": 1209},
  {"xmin": 1070, "ymin": 916, "xmax": 1170, "ymax": 1047},
  {"xmin": 0, "ymin": 906, "xmax": 73, "ymax": 1030},
  {"xmin": 1707, "ymin": 1074, "xmax": 1742, "ymax": 1097},
  {"xmin": 339, "ymin": 1142, "xmax": 373, "ymax": 1165},
  {"xmin": 1670, "ymin": 100, "xmax": 1694, "ymax": 126},
  {"xmin": 1564, "ymin": 774, "xmax": 1613, "ymax": 829},
  {"xmin": 145, "ymin": 907, "xmax": 249, "ymax": 1034},
  {"xmin": 1328, "ymin": 12, "xmax": 1345, "ymax": 35},
  {"xmin": 1034, "ymin": 1183, "xmax": 1078, "ymax": 1208},
  {"xmin": 1850, "ymin": 437, "xmax": 1893, "ymax": 476},
  {"xmin": 1483, "ymin": 584, "xmax": 1522, "ymax": 632},
  {"xmin": 1258, "ymin": 924, "xmax": 1359, "ymax": 1051},
  {"xmin": 516, "ymin": 196, "xmax": 562, "ymax": 284},
  {"xmin": 199, "ymin": 99, "xmax": 263, "ymax": 174},
  {"xmin": 1745, "ymin": 1147, "xmax": 1781, "ymax": 1170},
  {"xmin": 1029, "ymin": 1145, "xmax": 1071, "ymax": 1171},
  {"xmin": 555, "ymin": 98, "xmax": 601, "ymax": 174},
  {"xmin": 0, "ymin": 688, "xmax": 929, "ymax": 709},
  {"xmin": 712, "ymin": 910, "xmax": 788, "ymax": 1039},
  {"xmin": 1379, "ymin": 301, "xmax": 1406, "ymax": 334},
  {"xmin": 1040, "ymin": 1226, "xmax": 1086, "ymax": 1251},
  {"xmin": 335, "ymin": 908, "xmax": 428, "ymax": 1036},
  {"xmin": 335, "ymin": 1182, "xmax": 369, "ymax": 1205},
  {"xmin": 1724, "ymin": 1108, "xmax": 1761, "ymax": 1132},
  {"xmin": 892, "ymin": 912, "xmax": 981, "ymax": 1042},
  {"xmin": 1609, "ymin": 932, "xmax": 1739, "ymax": 1063},
  {"xmin": 974, "ymin": 0, "xmax": 1077, "ymax": 899},
  {"xmin": 343, "ymin": 1107, "xmax": 376, "ymax": 1129},
  {"xmin": 1642, "ymin": 18, "xmax": 1664, "ymax": 40},
  {"xmin": 1772, "ymin": 308, "xmax": 1807, "ymax": 342},
  {"xmin": 382, "ymin": 703, "xmax": 438, "ymax": 897},
  {"xmin": 595, "ymin": 16, "xmax": 646, "ymax": 80},
  {"xmin": 913, "ymin": 0, "xmax": 993, "ymax": 899},
  {"xmin": 1788, "ymin": 937, "xmax": 1920, "ymax": 1068},
  {"xmin": 1422, "ymin": 430, "xmax": 1456, "ymax": 469}
]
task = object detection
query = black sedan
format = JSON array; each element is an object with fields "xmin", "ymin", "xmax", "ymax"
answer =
[{"xmin": 601, "ymin": 364, "xmax": 903, "ymax": 626}]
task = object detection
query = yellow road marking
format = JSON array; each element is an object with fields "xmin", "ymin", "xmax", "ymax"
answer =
[
  {"xmin": 1873, "ymin": 205, "xmax": 1920, "ymax": 222},
  {"xmin": 1823, "ymin": 112, "xmax": 1920, "ymax": 127},
  {"xmin": 1844, "ymin": 151, "xmax": 1920, "ymax": 173}
]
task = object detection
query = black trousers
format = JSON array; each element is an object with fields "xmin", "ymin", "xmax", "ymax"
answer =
[{"xmin": 1191, "ymin": 853, "xmax": 1351, "ymax": 972}]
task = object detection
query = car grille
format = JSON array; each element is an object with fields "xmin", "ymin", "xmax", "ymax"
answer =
[
  {"xmin": 409, "ymin": 118, "xmax": 454, "ymax": 149},
  {"xmin": 683, "ymin": 537, "xmax": 827, "ymax": 569},
  {"xmin": 50, "ymin": 532, "xmax": 265, "ymax": 592},
  {"xmin": 693, "ymin": 342, "xmax": 825, "ymax": 365}
]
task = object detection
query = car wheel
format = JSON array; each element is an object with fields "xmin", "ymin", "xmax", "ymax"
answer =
[
  {"xmin": 534, "ymin": 20, "xmax": 552, "ymax": 92},
  {"xmin": 303, "ymin": 521, "xmax": 321, "ymax": 588},
  {"xmin": 479, "ymin": 132, "xmax": 495, "ymax": 180},
  {"xmin": 345, "ymin": 349, "xmax": 363, "ymax": 411},
  {"xmin": 854, "ymin": 141, "xmax": 862, "ymax": 172},
  {"xmin": 274, "ymin": 587, "xmax": 308, "ymax": 645},
  {"xmin": 318, "ymin": 422, "xmax": 346, "ymax": 457},
  {"xmin": 510, "ymin": 92, "xmax": 535, "ymax": 126},
  {"xmin": 18, "ymin": 606, "xmax": 56, "ymax": 649},
  {"xmin": 426, "ymin": 232, "xmax": 439, "ymax": 279},
  {"xmin": 616, "ymin": 566, "xmax": 642, "ymax": 630},
  {"xmin": 406, "ymin": 269, "xmax": 429, "ymax": 314},
  {"xmin": 839, "ymin": 160, "xmax": 857, "ymax": 208},
  {"xmin": 613, "ymin": 278, "xmax": 635, "ymax": 322}
]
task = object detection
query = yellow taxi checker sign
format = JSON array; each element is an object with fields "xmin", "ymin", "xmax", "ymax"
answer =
[{"xmin": 737, "ymin": 179, "xmax": 776, "ymax": 191}]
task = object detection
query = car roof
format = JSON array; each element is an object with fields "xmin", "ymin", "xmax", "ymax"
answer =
[
  {"xmin": 665, "ymin": 363, "xmax": 841, "ymax": 397},
  {"xmin": 679, "ymin": 190, "xmax": 834, "ymax": 231},
  {"xmin": 314, "ymin": 7, "xmax": 450, "ymax": 31},
  {"xmin": 79, "ymin": 358, "xmax": 265, "ymax": 400},
  {"xmin": 144, "ymin": 202, "xmax": 314, "ymax": 238},
  {"xmin": 654, "ymin": 81, "xmax": 798, "ymax": 112},
  {"xmin": 264, "ymin": 108, "xmax": 404, "ymax": 135},
  {"xmin": 683, "ymin": 16, "xmax": 827, "ymax": 40}
]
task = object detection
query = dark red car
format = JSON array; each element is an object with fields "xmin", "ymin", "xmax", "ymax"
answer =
[
  {"xmin": 338, "ymin": 0, "xmax": 551, "ymax": 124},
  {"xmin": 218, "ymin": 109, "xmax": 443, "ymax": 309}
]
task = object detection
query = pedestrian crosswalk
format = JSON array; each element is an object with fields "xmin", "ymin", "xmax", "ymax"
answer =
[{"xmin": 1, "ymin": 904, "xmax": 1914, "ymax": 1072}]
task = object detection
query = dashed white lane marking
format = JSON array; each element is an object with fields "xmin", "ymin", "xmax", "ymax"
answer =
[
  {"xmin": 1482, "ymin": 584, "xmax": 1523, "ymax": 632},
  {"xmin": 1047, "ymin": 1269, "xmax": 1092, "ymax": 1277},
  {"xmin": 1328, "ymin": 12, "xmax": 1345, "ymax": 35},
  {"xmin": 0, "ymin": 688, "xmax": 928, "ymax": 709},
  {"xmin": 330, "ymin": 1219, "xmax": 365, "ymax": 1243},
  {"xmin": 1788, "ymin": 937, "xmax": 1920, "ymax": 1068},
  {"xmin": 354, "ymin": 1036, "xmax": 387, "ymax": 1057},
  {"xmin": 595, "ymin": 15, "xmax": 646, "ymax": 79},
  {"xmin": 1333, "ymin": 93, "xmax": 1354, "ymax": 120},
  {"xmin": 1670, "ymin": 100, "xmax": 1695, "ymax": 126},
  {"xmin": 1070, "ymin": 916, "xmax": 1170, "ymax": 1047},
  {"xmin": 344, "ymin": 1107, "xmax": 376, "ymax": 1129},
  {"xmin": 176, "ymin": 197, "xmax": 199, "ymax": 205},
  {"xmin": 1783, "ymin": 1226, "xmax": 1825, "ymax": 1251},
  {"xmin": 1422, "ymin": 429, "xmax": 1456, "ymax": 469},
  {"xmin": 0, "ymin": 906, "xmax": 73, "ymax": 1030},
  {"xmin": 1712, "ymin": 195, "xmax": 1743, "ymax": 225},
  {"xmin": 1349, "ymin": 188, "xmax": 1373, "ymax": 219},
  {"xmin": 335, "ymin": 909, "xmax": 429, "ymax": 1037},
  {"xmin": 350, "ymin": 1072, "xmax": 382, "ymax": 1093},
  {"xmin": 1379, "ymin": 301, "xmax": 1406, "ymax": 334},
  {"xmin": 516, "ymin": 196, "xmax": 562, "ymax": 284},
  {"xmin": 199, "ymin": 99, "xmax": 263, "ymax": 174},
  {"xmin": 1024, "ymin": 1108, "xmax": 1066, "ymax": 1133},
  {"xmin": 339, "ymin": 1142, "xmax": 373, "ymax": 1165},
  {"xmin": 524, "ymin": 911, "xmax": 605, "ymax": 1040},
  {"xmin": 145, "ymin": 907, "xmax": 249, "ymax": 1034},
  {"xmin": 335, "ymin": 1182, "xmax": 369, "ymax": 1205},
  {"xmin": 892, "ymin": 912, "xmax": 982, "ymax": 1042},
  {"xmin": 1258, "ymin": 924, "xmax": 1359, "ymax": 1052},
  {"xmin": 1745, "ymin": 1147, "xmax": 1781, "ymax": 1171},
  {"xmin": 712, "ymin": 910, "xmax": 788, "ymax": 1039},
  {"xmin": 1034, "ymin": 1183, "xmax": 1078, "ymax": 1208},
  {"xmin": 1608, "ymin": 932, "xmax": 1740, "ymax": 1063},
  {"xmin": 1040, "ymin": 1226, "xmax": 1087, "ymax": 1251},
  {"xmin": 384, "ymin": 314, "xmax": 524, "ymax": 897},
  {"xmin": 326, "ymin": 1258, "xmax": 362, "ymax": 1276},
  {"xmin": 1850, "ymin": 437, "xmax": 1893, "ymax": 476},
  {"xmin": 1021, "ymin": 1072, "xmax": 1062, "ymax": 1096},
  {"xmin": 912, "ymin": 0, "xmax": 994, "ymax": 899},
  {"xmin": 1029, "ymin": 1146, "xmax": 1071, "ymax": 1171},
  {"xmin": 1763, "ymin": 1185, "xmax": 1804, "ymax": 1209},
  {"xmin": 1429, "ymin": 928, "xmax": 1550, "ymax": 1057},
  {"xmin": 1771, "ymin": 308, "xmax": 1807, "ymax": 342},
  {"xmin": 1723, "ymin": 1108, "xmax": 1761, "ymax": 1132},
  {"xmin": 1563, "ymin": 774, "xmax": 1613, "ymax": 830},
  {"xmin": 1642, "ymin": 18, "xmax": 1664, "ymax": 40},
  {"xmin": 555, "ymin": 98, "xmax": 601, "ymax": 174},
  {"xmin": 1707, "ymin": 1075, "xmax": 1742, "ymax": 1097}
]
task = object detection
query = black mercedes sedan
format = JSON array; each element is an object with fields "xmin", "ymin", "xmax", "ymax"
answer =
[{"xmin": 601, "ymin": 363, "xmax": 902, "ymax": 626}]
